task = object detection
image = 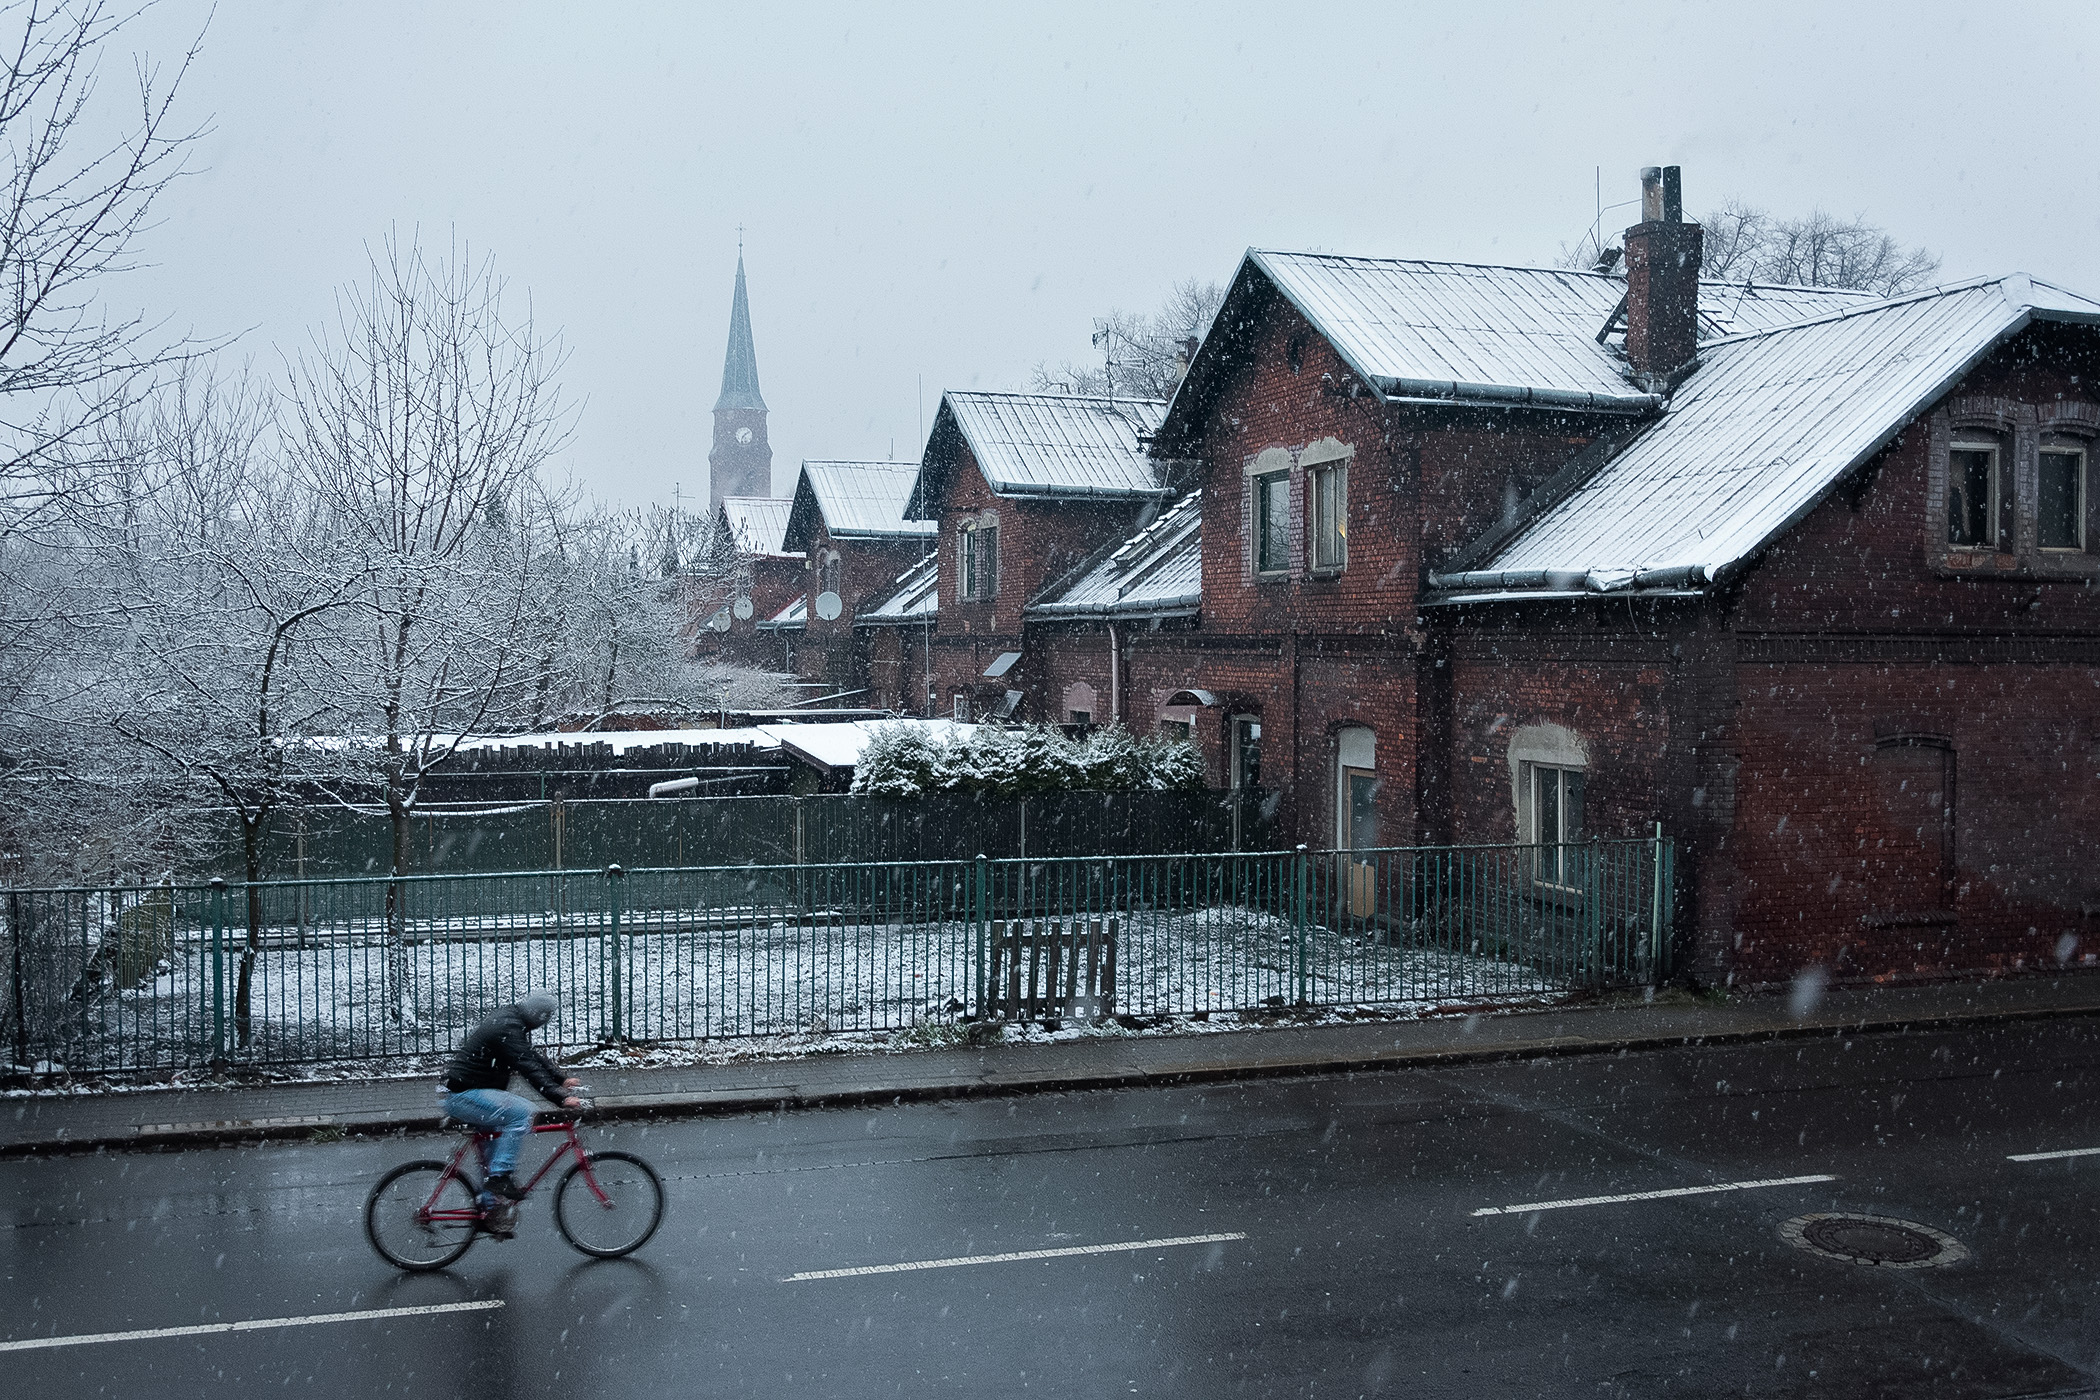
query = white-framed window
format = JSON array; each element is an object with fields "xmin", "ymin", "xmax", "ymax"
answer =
[
  {"xmin": 819, "ymin": 550, "xmax": 841, "ymax": 596},
  {"xmin": 1526, "ymin": 763, "xmax": 1586, "ymax": 886},
  {"xmin": 959, "ymin": 520, "xmax": 998, "ymax": 600},
  {"xmin": 1947, "ymin": 437, "xmax": 2008, "ymax": 549},
  {"xmin": 1254, "ymin": 470, "xmax": 1290, "ymax": 574},
  {"xmin": 2039, "ymin": 440, "xmax": 2088, "ymax": 552},
  {"xmin": 953, "ymin": 693, "xmax": 970, "ymax": 721},
  {"xmin": 1310, "ymin": 460, "xmax": 1347, "ymax": 570}
]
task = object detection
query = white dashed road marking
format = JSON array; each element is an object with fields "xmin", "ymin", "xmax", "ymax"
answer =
[
  {"xmin": 2008, "ymin": 1146, "xmax": 2100, "ymax": 1162},
  {"xmin": 783, "ymin": 1232, "xmax": 1247, "ymax": 1282},
  {"xmin": 0, "ymin": 1299, "xmax": 505, "ymax": 1353},
  {"xmin": 1471, "ymin": 1174, "xmax": 1837, "ymax": 1217}
]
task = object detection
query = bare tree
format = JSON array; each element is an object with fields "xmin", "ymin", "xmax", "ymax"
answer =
[
  {"xmin": 0, "ymin": 0, "xmax": 206, "ymax": 541},
  {"xmin": 1560, "ymin": 195, "xmax": 1941, "ymax": 298},
  {"xmin": 283, "ymin": 231, "xmax": 570, "ymax": 1023},
  {"xmin": 83, "ymin": 368, "xmax": 368, "ymax": 1045},
  {"xmin": 0, "ymin": 1, "xmax": 205, "ymax": 881},
  {"xmin": 1030, "ymin": 278, "xmax": 1222, "ymax": 400}
]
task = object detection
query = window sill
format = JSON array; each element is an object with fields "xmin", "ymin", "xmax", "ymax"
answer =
[
  {"xmin": 1254, "ymin": 569, "xmax": 1290, "ymax": 583},
  {"xmin": 1306, "ymin": 566, "xmax": 1345, "ymax": 581},
  {"xmin": 1859, "ymin": 909, "xmax": 1958, "ymax": 929}
]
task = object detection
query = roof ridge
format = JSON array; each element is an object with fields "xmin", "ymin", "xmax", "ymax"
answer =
[
  {"xmin": 955, "ymin": 388, "xmax": 1168, "ymax": 407},
  {"xmin": 1695, "ymin": 275, "xmax": 2027, "ymax": 350},
  {"xmin": 1253, "ymin": 246, "xmax": 1884, "ymax": 300}
]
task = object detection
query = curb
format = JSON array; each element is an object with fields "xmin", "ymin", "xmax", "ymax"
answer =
[{"xmin": 9, "ymin": 994, "xmax": 2100, "ymax": 1159}]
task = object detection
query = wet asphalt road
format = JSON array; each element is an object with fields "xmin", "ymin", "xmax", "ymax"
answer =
[{"xmin": 5, "ymin": 1018, "xmax": 2100, "ymax": 1399}]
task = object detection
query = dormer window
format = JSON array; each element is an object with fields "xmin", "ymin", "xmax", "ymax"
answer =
[
  {"xmin": 2039, "ymin": 440, "xmax": 2088, "ymax": 551},
  {"xmin": 1947, "ymin": 438, "xmax": 2007, "ymax": 549}
]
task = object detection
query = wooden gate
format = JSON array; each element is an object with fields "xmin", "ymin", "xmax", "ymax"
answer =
[{"xmin": 988, "ymin": 917, "xmax": 1118, "ymax": 1021}]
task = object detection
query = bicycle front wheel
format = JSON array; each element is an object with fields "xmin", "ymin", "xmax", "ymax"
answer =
[
  {"xmin": 554, "ymin": 1150, "xmax": 664, "ymax": 1258},
  {"xmin": 366, "ymin": 1160, "xmax": 479, "ymax": 1271}
]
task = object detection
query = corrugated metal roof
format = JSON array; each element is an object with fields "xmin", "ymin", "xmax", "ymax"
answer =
[
  {"xmin": 1029, "ymin": 491, "xmax": 1201, "ymax": 618},
  {"xmin": 800, "ymin": 460, "xmax": 936, "ymax": 539},
  {"xmin": 720, "ymin": 496, "xmax": 798, "ymax": 557},
  {"xmin": 855, "ymin": 551, "xmax": 939, "ymax": 625},
  {"xmin": 1248, "ymin": 250, "xmax": 1868, "ymax": 413},
  {"xmin": 1449, "ymin": 276, "xmax": 2100, "ymax": 591},
  {"xmin": 944, "ymin": 391, "xmax": 1167, "ymax": 499}
]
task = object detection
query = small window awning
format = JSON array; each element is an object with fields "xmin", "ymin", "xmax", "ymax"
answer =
[
  {"xmin": 1163, "ymin": 688, "xmax": 1218, "ymax": 707},
  {"xmin": 983, "ymin": 651, "xmax": 1023, "ymax": 679}
]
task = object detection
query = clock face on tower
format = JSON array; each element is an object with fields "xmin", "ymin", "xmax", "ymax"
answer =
[{"xmin": 736, "ymin": 427, "xmax": 754, "ymax": 444}]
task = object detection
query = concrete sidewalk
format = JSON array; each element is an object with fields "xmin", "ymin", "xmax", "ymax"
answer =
[{"xmin": 8, "ymin": 973, "xmax": 2100, "ymax": 1158}]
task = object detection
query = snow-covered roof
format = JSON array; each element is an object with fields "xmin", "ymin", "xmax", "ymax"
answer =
[
  {"xmin": 755, "ymin": 596, "xmax": 805, "ymax": 631},
  {"xmin": 444, "ymin": 719, "xmax": 977, "ymax": 773},
  {"xmin": 1436, "ymin": 275, "xmax": 2100, "ymax": 595},
  {"xmin": 785, "ymin": 460, "xmax": 936, "ymax": 546},
  {"xmin": 1029, "ymin": 491, "xmax": 1201, "ymax": 619},
  {"xmin": 770, "ymin": 718, "xmax": 976, "ymax": 772},
  {"xmin": 908, "ymin": 391, "xmax": 1167, "ymax": 515},
  {"xmin": 720, "ymin": 495, "xmax": 798, "ymax": 558},
  {"xmin": 1241, "ymin": 249, "xmax": 1871, "ymax": 416},
  {"xmin": 856, "ymin": 551, "xmax": 938, "ymax": 626}
]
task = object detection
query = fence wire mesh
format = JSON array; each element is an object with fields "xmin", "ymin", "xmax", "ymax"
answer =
[{"xmin": 4, "ymin": 837, "xmax": 1672, "ymax": 1075}]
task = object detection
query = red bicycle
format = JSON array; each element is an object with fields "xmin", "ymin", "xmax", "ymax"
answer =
[{"xmin": 364, "ymin": 1104, "xmax": 664, "ymax": 1270}]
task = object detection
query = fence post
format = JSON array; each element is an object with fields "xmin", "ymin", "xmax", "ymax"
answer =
[
  {"xmin": 208, "ymin": 878, "xmax": 228, "ymax": 1062},
  {"xmin": 7, "ymin": 890, "xmax": 27, "ymax": 1071},
  {"xmin": 605, "ymin": 864, "xmax": 626, "ymax": 1043},
  {"xmin": 972, "ymin": 853, "xmax": 989, "ymax": 1020},
  {"xmin": 1293, "ymin": 844, "xmax": 1309, "ymax": 1006},
  {"xmin": 1651, "ymin": 822, "xmax": 1670, "ymax": 985}
]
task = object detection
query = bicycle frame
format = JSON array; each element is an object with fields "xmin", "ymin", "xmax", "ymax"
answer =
[{"xmin": 414, "ymin": 1118, "xmax": 614, "ymax": 1228}]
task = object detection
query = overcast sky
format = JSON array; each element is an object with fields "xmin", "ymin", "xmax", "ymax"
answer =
[{"xmin": 116, "ymin": 0, "xmax": 2100, "ymax": 508}]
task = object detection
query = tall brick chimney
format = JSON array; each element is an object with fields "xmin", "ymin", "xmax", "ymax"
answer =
[{"xmin": 1622, "ymin": 165, "xmax": 1702, "ymax": 389}]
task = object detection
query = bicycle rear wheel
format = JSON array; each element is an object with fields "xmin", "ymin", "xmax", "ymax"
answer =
[
  {"xmin": 366, "ymin": 1160, "xmax": 479, "ymax": 1271},
  {"xmin": 554, "ymin": 1150, "xmax": 664, "ymax": 1258}
]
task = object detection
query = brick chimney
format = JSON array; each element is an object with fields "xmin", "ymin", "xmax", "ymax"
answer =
[{"xmin": 1622, "ymin": 165, "xmax": 1702, "ymax": 389}]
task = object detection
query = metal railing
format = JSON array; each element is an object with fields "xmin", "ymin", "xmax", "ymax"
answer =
[{"xmin": 2, "ymin": 834, "xmax": 1673, "ymax": 1075}]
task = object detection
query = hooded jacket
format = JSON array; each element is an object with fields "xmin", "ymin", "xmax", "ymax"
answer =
[{"xmin": 444, "ymin": 1005, "xmax": 569, "ymax": 1105}]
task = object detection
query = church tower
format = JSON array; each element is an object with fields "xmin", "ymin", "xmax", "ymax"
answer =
[{"xmin": 708, "ymin": 252, "xmax": 773, "ymax": 509}]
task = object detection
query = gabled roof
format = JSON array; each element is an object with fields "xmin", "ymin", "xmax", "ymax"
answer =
[
  {"xmin": 1029, "ymin": 491, "xmax": 1201, "ymax": 620},
  {"xmin": 714, "ymin": 253, "xmax": 766, "ymax": 413},
  {"xmin": 1156, "ymin": 249, "xmax": 1872, "ymax": 449},
  {"xmin": 906, "ymin": 390, "xmax": 1167, "ymax": 516},
  {"xmin": 719, "ymin": 495, "xmax": 799, "ymax": 558},
  {"xmin": 855, "ymin": 551, "xmax": 939, "ymax": 626},
  {"xmin": 783, "ymin": 459, "xmax": 937, "ymax": 548},
  {"xmin": 755, "ymin": 595, "xmax": 806, "ymax": 631},
  {"xmin": 1434, "ymin": 275, "xmax": 2100, "ymax": 598}
]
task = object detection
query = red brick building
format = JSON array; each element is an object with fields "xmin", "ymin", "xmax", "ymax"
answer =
[
  {"xmin": 691, "ymin": 495, "xmax": 802, "ymax": 670},
  {"xmin": 924, "ymin": 167, "xmax": 2100, "ymax": 987},
  {"xmin": 900, "ymin": 390, "xmax": 1169, "ymax": 720},
  {"xmin": 780, "ymin": 459, "xmax": 936, "ymax": 695}
]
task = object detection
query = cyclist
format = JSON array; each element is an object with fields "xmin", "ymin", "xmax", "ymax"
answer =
[{"xmin": 441, "ymin": 990, "xmax": 582, "ymax": 1234}]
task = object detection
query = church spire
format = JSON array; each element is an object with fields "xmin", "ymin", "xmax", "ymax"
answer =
[{"xmin": 714, "ymin": 252, "xmax": 766, "ymax": 413}]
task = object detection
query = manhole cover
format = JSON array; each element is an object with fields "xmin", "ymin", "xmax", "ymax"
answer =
[{"xmin": 1779, "ymin": 1213, "xmax": 1968, "ymax": 1269}]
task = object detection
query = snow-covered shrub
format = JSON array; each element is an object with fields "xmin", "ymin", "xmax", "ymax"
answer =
[{"xmin": 851, "ymin": 722, "xmax": 1205, "ymax": 797}]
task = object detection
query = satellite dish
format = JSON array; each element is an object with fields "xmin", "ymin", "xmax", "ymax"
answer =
[
  {"xmin": 814, "ymin": 591, "xmax": 843, "ymax": 621},
  {"xmin": 707, "ymin": 607, "xmax": 732, "ymax": 633},
  {"xmin": 732, "ymin": 596, "xmax": 754, "ymax": 621}
]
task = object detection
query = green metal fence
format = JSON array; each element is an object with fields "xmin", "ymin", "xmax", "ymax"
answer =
[{"xmin": 3, "ymin": 835, "xmax": 1673, "ymax": 1075}]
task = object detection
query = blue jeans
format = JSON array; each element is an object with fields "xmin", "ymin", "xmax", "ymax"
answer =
[{"xmin": 445, "ymin": 1089, "xmax": 534, "ymax": 1179}]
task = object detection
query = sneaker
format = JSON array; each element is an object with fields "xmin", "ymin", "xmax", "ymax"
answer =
[
  {"xmin": 478, "ymin": 1201, "xmax": 517, "ymax": 1239},
  {"xmin": 483, "ymin": 1172, "xmax": 525, "ymax": 1201}
]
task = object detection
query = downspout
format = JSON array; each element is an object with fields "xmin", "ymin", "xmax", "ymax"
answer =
[{"xmin": 1108, "ymin": 621, "xmax": 1122, "ymax": 725}]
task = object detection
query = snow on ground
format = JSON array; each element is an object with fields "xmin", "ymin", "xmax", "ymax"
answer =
[{"xmin": 32, "ymin": 903, "xmax": 1565, "ymax": 1076}]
